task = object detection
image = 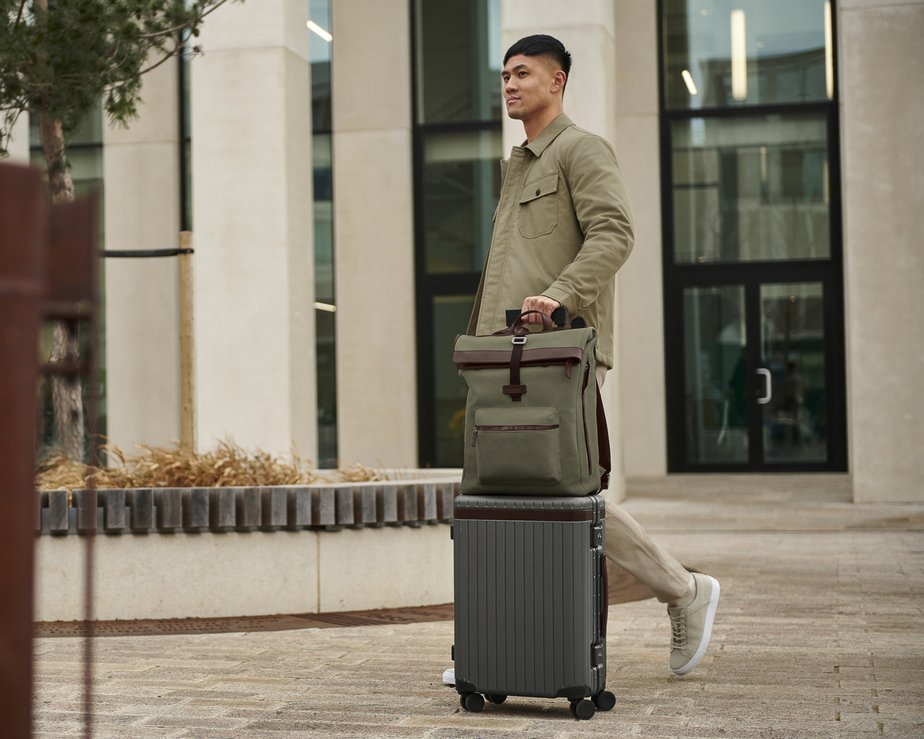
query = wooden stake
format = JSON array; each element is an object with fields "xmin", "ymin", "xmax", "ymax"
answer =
[{"xmin": 178, "ymin": 231, "xmax": 196, "ymax": 451}]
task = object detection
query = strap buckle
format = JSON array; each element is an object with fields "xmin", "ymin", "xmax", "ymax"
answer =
[{"xmin": 511, "ymin": 335, "xmax": 527, "ymax": 345}]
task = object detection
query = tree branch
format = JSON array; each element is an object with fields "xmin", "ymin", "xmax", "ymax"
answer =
[
  {"xmin": 138, "ymin": 41, "xmax": 183, "ymax": 77},
  {"xmin": 139, "ymin": 0, "xmax": 235, "ymax": 40},
  {"xmin": 196, "ymin": 0, "xmax": 235, "ymax": 23},
  {"xmin": 14, "ymin": 0, "xmax": 27, "ymax": 26}
]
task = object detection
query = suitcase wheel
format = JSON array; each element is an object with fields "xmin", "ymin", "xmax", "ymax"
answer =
[
  {"xmin": 593, "ymin": 690, "xmax": 617, "ymax": 711},
  {"xmin": 460, "ymin": 692, "xmax": 485, "ymax": 712},
  {"xmin": 485, "ymin": 693, "xmax": 507, "ymax": 705},
  {"xmin": 569, "ymin": 698, "xmax": 596, "ymax": 720}
]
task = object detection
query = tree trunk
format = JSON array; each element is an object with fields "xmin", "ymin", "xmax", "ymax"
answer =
[
  {"xmin": 39, "ymin": 111, "xmax": 85, "ymax": 461},
  {"xmin": 38, "ymin": 114, "xmax": 75, "ymax": 204}
]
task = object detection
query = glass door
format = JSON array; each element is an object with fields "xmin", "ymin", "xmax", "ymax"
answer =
[
  {"xmin": 670, "ymin": 276, "xmax": 845, "ymax": 471},
  {"xmin": 759, "ymin": 283, "xmax": 828, "ymax": 463},
  {"xmin": 681, "ymin": 285, "xmax": 749, "ymax": 465}
]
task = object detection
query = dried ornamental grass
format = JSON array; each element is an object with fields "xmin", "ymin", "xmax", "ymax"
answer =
[{"xmin": 34, "ymin": 441, "xmax": 333, "ymax": 491}]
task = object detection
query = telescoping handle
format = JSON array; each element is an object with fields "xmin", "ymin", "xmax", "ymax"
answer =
[{"xmin": 505, "ymin": 307, "xmax": 574, "ymax": 328}]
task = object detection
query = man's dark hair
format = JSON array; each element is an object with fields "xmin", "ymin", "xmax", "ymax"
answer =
[{"xmin": 503, "ymin": 34, "xmax": 572, "ymax": 79}]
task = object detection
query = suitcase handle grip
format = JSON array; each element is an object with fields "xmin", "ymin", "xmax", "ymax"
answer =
[
  {"xmin": 505, "ymin": 307, "xmax": 569, "ymax": 328},
  {"xmin": 510, "ymin": 310, "xmax": 555, "ymax": 333}
]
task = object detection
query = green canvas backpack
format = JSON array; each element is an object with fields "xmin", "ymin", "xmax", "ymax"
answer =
[{"xmin": 452, "ymin": 311, "xmax": 610, "ymax": 496}]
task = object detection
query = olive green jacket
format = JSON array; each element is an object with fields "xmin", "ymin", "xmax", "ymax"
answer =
[{"xmin": 467, "ymin": 113, "xmax": 634, "ymax": 369}]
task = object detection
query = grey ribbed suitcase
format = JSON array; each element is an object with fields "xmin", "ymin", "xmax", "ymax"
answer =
[{"xmin": 452, "ymin": 494, "xmax": 616, "ymax": 720}]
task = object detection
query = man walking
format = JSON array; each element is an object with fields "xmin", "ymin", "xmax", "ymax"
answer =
[{"xmin": 448, "ymin": 34, "xmax": 720, "ymax": 681}]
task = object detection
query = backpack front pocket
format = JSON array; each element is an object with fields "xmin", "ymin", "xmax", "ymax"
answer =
[{"xmin": 473, "ymin": 407, "xmax": 561, "ymax": 485}]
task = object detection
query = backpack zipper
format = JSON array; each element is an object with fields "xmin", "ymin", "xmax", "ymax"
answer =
[{"xmin": 472, "ymin": 423, "xmax": 560, "ymax": 447}]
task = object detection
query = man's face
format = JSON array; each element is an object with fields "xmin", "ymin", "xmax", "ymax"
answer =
[{"xmin": 501, "ymin": 54, "xmax": 562, "ymax": 122}]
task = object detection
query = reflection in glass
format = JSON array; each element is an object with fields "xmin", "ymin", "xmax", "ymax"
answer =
[
  {"xmin": 662, "ymin": 0, "xmax": 832, "ymax": 110},
  {"xmin": 433, "ymin": 296, "xmax": 475, "ymax": 467},
  {"xmin": 683, "ymin": 286, "xmax": 748, "ymax": 464},
  {"xmin": 311, "ymin": 0, "xmax": 336, "ymax": 466},
  {"xmin": 313, "ymin": 132, "xmax": 337, "ymax": 466},
  {"xmin": 309, "ymin": 0, "xmax": 332, "ymax": 130},
  {"xmin": 761, "ymin": 283, "xmax": 827, "ymax": 463},
  {"xmin": 672, "ymin": 114, "xmax": 829, "ymax": 264},
  {"xmin": 415, "ymin": 0, "xmax": 502, "ymax": 124},
  {"xmin": 422, "ymin": 130, "xmax": 501, "ymax": 273}
]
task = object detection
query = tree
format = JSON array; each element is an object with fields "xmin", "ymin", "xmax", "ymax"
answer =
[{"xmin": 0, "ymin": 0, "xmax": 238, "ymax": 459}]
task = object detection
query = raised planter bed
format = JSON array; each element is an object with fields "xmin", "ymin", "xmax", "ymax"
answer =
[{"xmin": 34, "ymin": 475, "xmax": 462, "ymax": 623}]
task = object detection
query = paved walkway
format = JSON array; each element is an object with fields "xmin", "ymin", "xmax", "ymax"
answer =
[{"xmin": 34, "ymin": 477, "xmax": 924, "ymax": 737}]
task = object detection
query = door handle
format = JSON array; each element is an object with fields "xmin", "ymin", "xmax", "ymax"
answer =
[{"xmin": 756, "ymin": 368, "xmax": 772, "ymax": 405}]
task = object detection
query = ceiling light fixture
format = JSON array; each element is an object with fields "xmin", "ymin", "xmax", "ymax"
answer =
[{"xmin": 307, "ymin": 20, "xmax": 332, "ymax": 42}]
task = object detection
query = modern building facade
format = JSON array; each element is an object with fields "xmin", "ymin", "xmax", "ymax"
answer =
[{"xmin": 9, "ymin": 0, "xmax": 922, "ymax": 503}]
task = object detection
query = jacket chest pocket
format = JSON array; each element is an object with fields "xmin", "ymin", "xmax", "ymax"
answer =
[{"xmin": 516, "ymin": 172, "xmax": 559, "ymax": 238}]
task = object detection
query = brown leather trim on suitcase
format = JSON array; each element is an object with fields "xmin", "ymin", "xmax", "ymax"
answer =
[{"xmin": 453, "ymin": 507, "xmax": 597, "ymax": 522}]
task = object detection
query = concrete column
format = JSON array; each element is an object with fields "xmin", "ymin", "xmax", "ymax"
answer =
[
  {"xmin": 192, "ymin": 1, "xmax": 316, "ymax": 459},
  {"xmin": 839, "ymin": 0, "xmax": 924, "ymax": 502},
  {"xmin": 501, "ymin": 0, "xmax": 629, "ymax": 499},
  {"xmin": 331, "ymin": 0, "xmax": 417, "ymax": 467},
  {"xmin": 613, "ymin": 3, "xmax": 667, "ymax": 478},
  {"xmin": 6, "ymin": 114, "xmax": 31, "ymax": 163},
  {"xmin": 102, "ymin": 58, "xmax": 181, "ymax": 452}
]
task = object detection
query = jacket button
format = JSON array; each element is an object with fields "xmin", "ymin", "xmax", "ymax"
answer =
[{"xmin": 535, "ymin": 189, "xmax": 541, "ymax": 196}]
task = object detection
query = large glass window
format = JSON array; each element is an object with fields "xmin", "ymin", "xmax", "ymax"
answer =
[
  {"xmin": 415, "ymin": 0, "xmax": 501, "ymax": 124},
  {"xmin": 671, "ymin": 114, "xmax": 830, "ymax": 263},
  {"xmin": 662, "ymin": 0, "xmax": 834, "ymax": 109},
  {"xmin": 309, "ymin": 0, "xmax": 337, "ymax": 467},
  {"xmin": 414, "ymin": 0, "xmax": 501, "ymax": 467},
  {"xmin": 422, "ymin": 129, "xmax": 501, "ymax": 274}
]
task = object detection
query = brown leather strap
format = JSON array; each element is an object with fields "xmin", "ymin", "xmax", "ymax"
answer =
[
  {"xmin": 596, "ymin": 381, "xmax": 611, "ymax": 490},
  {"xmin": 502, "ymin": 336, "xmax": 527, "ymax": 401}
]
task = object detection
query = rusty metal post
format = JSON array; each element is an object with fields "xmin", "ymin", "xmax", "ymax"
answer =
[{"xmin": 0, "ymin": 163, "xmax": 46, "ymax": 738}]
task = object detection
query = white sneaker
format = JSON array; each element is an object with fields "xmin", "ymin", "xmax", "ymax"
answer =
[
  {"xmin": 442, "ymin": 667, "xmax": 455, "ymax": 686},
  {"xmin": 668, "ymin": 573, "xmax": 721, "ymax": 676}
]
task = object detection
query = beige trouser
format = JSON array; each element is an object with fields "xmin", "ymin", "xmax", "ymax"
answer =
[{"xmin": 596, "ymin": 365, "xmax": 695, "ymax": 604}]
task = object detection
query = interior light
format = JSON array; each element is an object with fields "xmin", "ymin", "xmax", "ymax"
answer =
[
  {"xmin": 681, "ymin": 69, "xmax": 698, "ymax": 96},
  {"xmin": 307, "ymin": 20, "xmax": 333, "ymax": 42},
  {"xmin": 824, "ymin": 0, "xmax": 834, "ymax": 98},
  {"xmin": 730, "ymin": 9, "xmax": 747, "ymax": 101}
]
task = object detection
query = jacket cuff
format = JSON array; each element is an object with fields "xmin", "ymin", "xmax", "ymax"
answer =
[{"xmin": 541, "ymin": 287, "xmax": 571, "ymax": 312}]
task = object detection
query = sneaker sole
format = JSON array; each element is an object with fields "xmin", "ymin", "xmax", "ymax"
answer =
[{"xmin": 671, "ymin": 576, "xmax": 720, "ymax": 676}]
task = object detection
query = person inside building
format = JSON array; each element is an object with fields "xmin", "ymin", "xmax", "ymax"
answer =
[{"xmin": 444, "ymin": 33, "xmax": 720, "ymax": 685}]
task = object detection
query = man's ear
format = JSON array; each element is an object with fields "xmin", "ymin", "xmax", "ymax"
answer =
[{"xmin": 552, "ymin": 69, "xmax": 567, "ymax": 93}]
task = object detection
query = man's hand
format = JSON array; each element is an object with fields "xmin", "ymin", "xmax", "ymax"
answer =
[{"xmin": 520, "ymin": 295, "xmax": 561, "ymax": 324}]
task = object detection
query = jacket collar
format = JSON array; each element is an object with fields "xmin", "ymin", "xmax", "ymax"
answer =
[{"xmin": 524, "ymin": 113, "xmax": 574, "ymax": 157}]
